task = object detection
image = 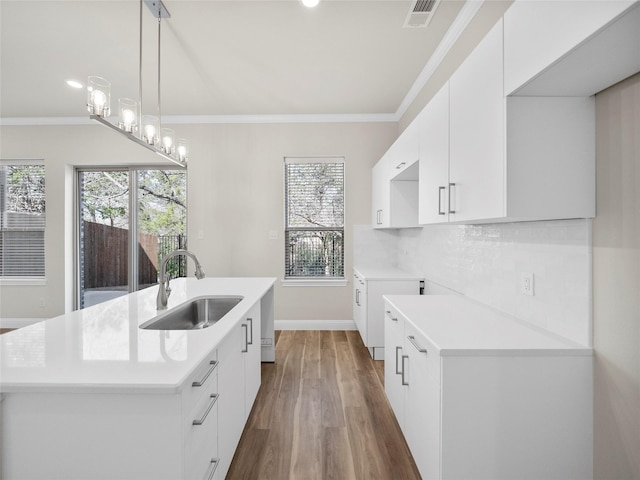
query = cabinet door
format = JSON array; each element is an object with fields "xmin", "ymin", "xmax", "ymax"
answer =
[
  {"xmin": 217, "ymin": 323, "xmax": 245, "ymax": 479},
  {"xmin": 404, "ymin": 325, "xmax": 441, "ymax": 480},
  {"xmin": 419, "ymin": 82, "xmax": 450, "ymax": 224},
  {"xmin": 449, "ymin": 19, "xmax": 505, "ymax": 222},
  {"xmin": 353, "ymin": 274, "xmax": 367, "ymax": 342},
  {"xmin": 372, "ymin": 158, "xmax": 391, "ymax": 228},
  {"xmin": 243, "ymin": 301, "xmax": 262, "ymax": 417},
  {"xmin": 383, "ymin": 306, "xmax": 406, "ymax": 430}
]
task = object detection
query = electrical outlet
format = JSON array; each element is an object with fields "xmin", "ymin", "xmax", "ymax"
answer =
[
  {"xmin": 261, "ymin": 337, "xmax": 273, "ymax": 347},
  {"xmin": 520, "ymin": 272, "xmax": 534, "ymax": 296}
]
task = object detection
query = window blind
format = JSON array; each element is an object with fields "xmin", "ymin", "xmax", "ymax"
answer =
[
  {"xmin": 284, "ymin": 157, "xmax": 344, "ymax": 279},
  {"xmin": 0, "ymin": 161, "xmax": 46, "ymax": 277}
]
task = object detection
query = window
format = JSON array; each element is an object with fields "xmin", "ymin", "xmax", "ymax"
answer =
[
  {"xmin": 0, "ymin": 160, "xmax": 45, "ymax": 282},
  {"xmin": 284, "ymin": 157, "xmax": 344, "ymax": 283},
  {"xmin": 77, "ymin": 167, "xmax": 186, "ymax": 308}
]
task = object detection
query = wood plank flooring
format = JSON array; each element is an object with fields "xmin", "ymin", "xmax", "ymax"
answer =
[{"xmin": 227, "ymin": 330, "xmax": 420, "ymax": 480}]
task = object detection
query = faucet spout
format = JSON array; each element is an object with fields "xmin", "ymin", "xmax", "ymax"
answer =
[{"xmin": 156, "ymin": 249, "xmax": 205, "ymax": 310}]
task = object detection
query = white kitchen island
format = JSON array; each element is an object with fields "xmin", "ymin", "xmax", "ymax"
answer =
[{"xmin": 0, "ymin": 277, "xmax": 275, "ymax": 480}]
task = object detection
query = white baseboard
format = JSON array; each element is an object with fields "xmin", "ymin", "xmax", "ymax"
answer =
[
  {"xmin": 0, "ymin": 318, "xmax": 45, "ymax": 329},
  {"xmin": 274, "ymin": 319, "xmax": 357, "ymax": 331}
]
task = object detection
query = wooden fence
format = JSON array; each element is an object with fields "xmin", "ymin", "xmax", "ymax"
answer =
[{"xmin": 82, "ymin": 222, "xmax": 158, "ymax": 289}]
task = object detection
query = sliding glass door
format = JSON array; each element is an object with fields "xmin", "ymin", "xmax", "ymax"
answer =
[{"xmin": 77, "ymin": 167, "xmax": 186, "ymax": 309}]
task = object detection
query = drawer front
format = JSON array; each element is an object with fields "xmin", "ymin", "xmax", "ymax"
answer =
[
  {"xmin": 182, "ymin": 351, "xmax": 219, "ymax": 416},
  {"xmin": 404, "ymin": 320, "xmax": 441, "ymax": 385},
  {"xmin": 184, "ymin": 378, "xmax": 219, "ymax": 480}
]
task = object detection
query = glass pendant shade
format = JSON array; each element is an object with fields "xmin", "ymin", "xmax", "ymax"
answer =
[
  {"xmin": 118, "ymin": 98, "xmax": 138, "ymax": 133},
  {"xmin": 141, "ymin": 115, "xmax": 159, "ymax": 145},
  {"xmin": 177, "ymin": 138, "xmax": 188, "ymax": 162},
  {"xmin": 87, "ymin": 76, "xmax": 111, "ymax": 117},
  {"xmin": 161, "ymin": 128, "xmax": 175, "ymax": 155}
]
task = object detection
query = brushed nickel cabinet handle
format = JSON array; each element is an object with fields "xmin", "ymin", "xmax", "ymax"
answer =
[
  {"xmin": 241, "ymin": 324, "xmax": 248, "ymax": 353},
  {"xmin": 192, "ymin": 394, "xmax": 219, "ymax": 426},
  {"xmin": 448, "ymin": 182, "xmax": 456, "ymax": 214},
  {"xmin": 408, "ymin": 335, "xmax": 428, "ymax": 354},
  {"xmin": 401, "ymin": 355, "xmax": 409, "ymax": 386},
  {"xmin": 438, "ymin": 186, "xmax": 446, "ymax": 215},
  {"xmin": 206, "ymin": 458, "xmax": 219, "ymax": 480},
  {"xmin": 192, "ymin": 360, "xmax": 218, "ymax": 387},
  {"xmin": 247, "ymin": 317, "xmax": 254, "ymax": 345},
  {"xmin": 395, "ymin": 346, "xmax": 403, "ymax": 375}
]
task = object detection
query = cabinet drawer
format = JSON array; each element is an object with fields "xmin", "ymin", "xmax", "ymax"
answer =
[
  {"xmin": 404, "ymin": 321, "xmax": 441, "ymax": 385},
  {"xmin": 182, "ymin": 351, "xmax": 219, "ymax": 417},
  {"xmin": 184, "ymin": 382, "xmax": 219, "ymax": 480}
]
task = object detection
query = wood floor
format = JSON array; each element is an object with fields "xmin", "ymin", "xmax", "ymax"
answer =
[{"xmin": 227, "ymin": 330, "xmax": 421, "ymax": 480}]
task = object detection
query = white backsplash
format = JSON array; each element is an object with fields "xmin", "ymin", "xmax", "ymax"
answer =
[{"xmin": 354, "ymin": 220, "xmax": 592, "ymax": 346}]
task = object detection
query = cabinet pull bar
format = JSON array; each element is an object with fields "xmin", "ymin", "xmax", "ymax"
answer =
[
  {"xmin": 401, "ymin": 355, "xmax": 409, "ymax": 386},
  {"xmin": 247, "ymin": 317, "xmax": 254, "ymax": 345},
  {"xmin": 385, "ymin": 310, "xmax": 398, "ymax": 322},
  {"xmin": 438, "ymin": 186, "xmax": 446, "ymax": 215},
  {"xmin": 241, "ymin": 324, "xmax": 248, "ymax": 353},
  {"xmin": 395, "ymin": 346, "xmax": 403, "ymax": 375},
  {"xmin": 206, "ymin": 458, "xmax": 220, "ymax": 480},
  {"xmin": 192, "ymin": 394, "xmax": 219, "ymax": 426},
  {"xmin": 448, "ymin": 183, "xmax": 456, "ymax": 214},
  {"xmin": 395, "ymin": 162, "xmax": 406, "ymax": 169},
  {"xmin": 192, "ymin": 360, "xmax": 218, "ymax": 387},
  {"xmin": 356, "ymin": 289, "xmax": 360, "ymax": 306},
  {"xmin": 408, "ymin": 335, "xmax": 428, "ymax": 354}
]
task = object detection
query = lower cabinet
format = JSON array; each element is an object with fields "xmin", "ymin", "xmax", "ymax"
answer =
[
  {"xmin": 384, "ymin": 298, "xmax": 593, "ymax": 480},
  {"xmin": 354, "ymin": 268, "xmax": 421, "ymax": 359},
  {"xmin": 1, "ymin": 303, "xmax": 263, "ymax": 480},
  {"xmin": 217, "ymin": 300, "xmax": 262, "ymax": 479}
]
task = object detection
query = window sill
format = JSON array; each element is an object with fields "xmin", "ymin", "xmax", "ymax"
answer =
[
  {"xmin": 281, "ymin": 278, "xmax": 347, "ymax": 287},
  {"xmin": 0, "ymin": 277, "xmax": 47, "ymax": 286}
]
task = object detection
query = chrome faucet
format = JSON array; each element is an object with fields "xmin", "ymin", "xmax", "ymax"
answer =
[{"xmin": 157, "ymin": 249, "xmax": 205, "ymax": 310}]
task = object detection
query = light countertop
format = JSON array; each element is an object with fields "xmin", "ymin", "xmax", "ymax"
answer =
[
  {"xmin": 384, "ymin": 294, "xmax": 592, "ymax": 356},
  {"xmin": 354, "ymin": 266, "xmax": 424, "ymax": 281},
  {"xmin": 0, "ymin": 277, "xmax": 275, "ymax": 394}
]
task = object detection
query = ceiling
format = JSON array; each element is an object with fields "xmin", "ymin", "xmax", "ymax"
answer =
[{"xmin": 1, "ymin": 0, "xmax": 470, "ymax": 120}]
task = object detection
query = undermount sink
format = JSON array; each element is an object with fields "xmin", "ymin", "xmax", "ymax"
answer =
[{"xmin": 140, "ymin": 296, "xmax": 243, "ymax": 330}]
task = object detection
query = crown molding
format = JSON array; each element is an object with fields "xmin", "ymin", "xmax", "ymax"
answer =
[
  {"xmin": 1, "ymin": 112, "xmax": 398, "ymax": 127},
  {"xmin": 395, "ymin": 0, "xmax": 485, "ymax": 119}
]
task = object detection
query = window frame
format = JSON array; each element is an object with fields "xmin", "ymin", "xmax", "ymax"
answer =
[
  {"xmin": 75, "ymin": 165, "xmax": 187, "ymax": 309},
  {"xmin": 0, "ymin": 158, "xmax": 46, "ymax": 286},
  {"xmin": 282, "ymin": 156, "xmax": 346, "ymax": 287}
]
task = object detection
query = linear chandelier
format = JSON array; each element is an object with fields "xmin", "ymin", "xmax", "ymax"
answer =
[{"xmin": 87, "ymin": 0, "xmax": 187, "ymax": 167}]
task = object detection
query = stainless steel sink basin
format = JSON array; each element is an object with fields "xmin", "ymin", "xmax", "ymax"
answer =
[{"xmin": 140, "ymin": 296, "xmax": 243, "ymax": 330}]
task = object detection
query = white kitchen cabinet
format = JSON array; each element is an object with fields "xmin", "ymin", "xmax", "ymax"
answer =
[
  {"xmin": 448, "ymin": 18, "xmax": 505, "ymax": 223},
  {"xmin": 504, "ymin": 0, "xmax": 638, "ymax": 96},
  {"xmin": 372, "ymin": 122, "xmax": 420, "ymax": 229},
  {"xmin": 353, "ymin": 267, "xmax": 422, "ymax": 359},
  {"xmin": 2, "ymin": 350, "xmax": 221, "ymax": 480},
  {"xmin": 418, "ymin": 82, "xmax": 450, "ymax": 224},
  {"xmin": 419, "ymin": 18, "xmax": 595, "ymax": 225},
  {"xmin": 384, "ymin": 295, "xmax": 593, "ymax": 480},
  {"xmin": 217, "ymin": 300, "xmax": 262, "ymax": 479}
]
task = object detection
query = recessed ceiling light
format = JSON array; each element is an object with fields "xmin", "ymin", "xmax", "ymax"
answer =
[
  {"xmin": 66, "ymin": 80, "xmax": 83, "ymax": 89},
  {"xmin": 301, "ymin": 0, "xmax": 320, "ymax": 8}
]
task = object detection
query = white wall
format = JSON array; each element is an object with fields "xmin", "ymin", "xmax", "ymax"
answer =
[
  {"xmin": 593, "ymin": 72, "xmax": 640, "ymax": 479},
  {"xmin": 0, "ymin": 121, "xmax": 396, "ymax": 322}
]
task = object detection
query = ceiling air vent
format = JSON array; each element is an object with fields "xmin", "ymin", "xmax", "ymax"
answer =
[{"xmin": 403, "ymin": 0, "xmax": 441, "ymax": 28}]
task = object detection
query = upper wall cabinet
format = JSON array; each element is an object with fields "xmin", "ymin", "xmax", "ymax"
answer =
[
  {"xmin": 372, "ymin": 122, "xmax": 419, "ymax": 229},
  {"xmin": 418, "ymin": 82, "xmax": 450, "ymax": 224},
  {"xmin": 419, "ymin": 19, "xmax": 595, "ymax": 225},
  {"xmin": 504, "ymin": 0, "xmax": 640, "ymax": 96}
]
